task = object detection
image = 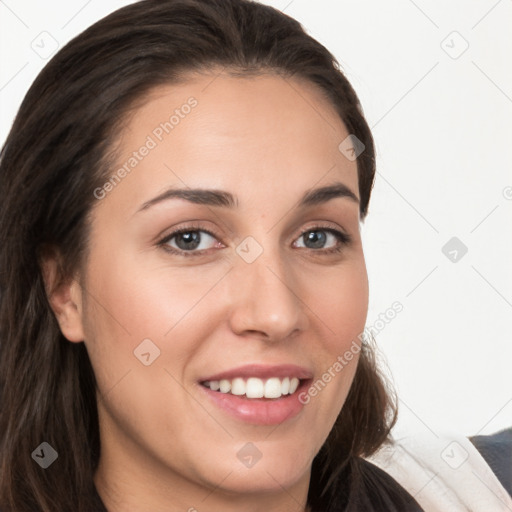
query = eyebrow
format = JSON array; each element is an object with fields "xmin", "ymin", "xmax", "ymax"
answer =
[{"xmin": 137, "ymin": 181, "xmax": 359, "ymax": 213}]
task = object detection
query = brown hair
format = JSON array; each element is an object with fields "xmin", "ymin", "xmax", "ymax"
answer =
[{"xmin": 0, "ymin": 1, "xmax": 409, "ymax": 510}]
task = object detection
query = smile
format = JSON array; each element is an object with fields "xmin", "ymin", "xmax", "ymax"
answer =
[
  {"xmin": 201, "ymin": 376, "xmax": 301, "ymax": 399},
  {"xmin": 198, "ymin": 364, "xmax": 313, "ymax": 425}
]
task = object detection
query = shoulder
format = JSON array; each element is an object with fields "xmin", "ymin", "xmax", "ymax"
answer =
[
  {"xmin": 470, "ymin": 426, "xmax": 512, "ymax": 497},
  {"xmin": 366, "ymin": 431, "xmax": 512, "ymax": 511},
  {"xmin": 309, "ymin": 455, "xmax": 424, "ymax": 511},
  {"xmin": 354, "ymin": 458, "xmax": 425, "ymax": 511}
]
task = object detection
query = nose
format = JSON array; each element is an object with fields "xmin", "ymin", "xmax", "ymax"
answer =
[{"xmin": 227, "ymin": 247, "xmax": 309, "ymax": 342}]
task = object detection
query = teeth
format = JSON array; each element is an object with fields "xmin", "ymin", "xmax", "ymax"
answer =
[
  {"xmin": 231, "ymin": 378, "xmax": 245, "ymax": 396},
  {"xmin": 219, "ymin": 379, "xmax": 231, "ymax": 393},
  {"xmin": 203, "ymin": 376, "xmax": 301, "ymax": 399},
  {"xmin": 246, "ymin": 377, "xmax": 264, "ymax": 398},
  {"xmin": 264, "ymin": 377, "xmax": 282, "ymax": 399},
  {"xmin": 281, "ymin": 377, "xmax": 290, "ymax": 395}
]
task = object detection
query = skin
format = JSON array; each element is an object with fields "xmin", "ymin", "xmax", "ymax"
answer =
[{"xmin": 45, "ymin": 71, "xmax": 369, "ymax": 512}]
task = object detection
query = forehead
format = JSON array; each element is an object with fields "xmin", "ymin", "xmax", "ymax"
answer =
[{"xmin": 98, "ymin": 71, "xmax": 359, "ymax": 217}]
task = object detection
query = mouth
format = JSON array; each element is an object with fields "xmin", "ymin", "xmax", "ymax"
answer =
[
  {"xmin": 197, "ymin": 364, "xmax": 313, "ymax": 425},
  {"xmin": 201, "ymin": 376, "xmax": 303, "ymax": 399}
]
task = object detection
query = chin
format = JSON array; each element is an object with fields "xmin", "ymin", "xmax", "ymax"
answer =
[
  {"xmin": 197, "ymin": 447, "xmax": 312, "ymax": 495},
  {"xmin": 220, "ymin": 464, "xmax": 309, "ymax": 495}
]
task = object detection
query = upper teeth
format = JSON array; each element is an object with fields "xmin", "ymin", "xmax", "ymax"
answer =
[{"xmin": 203, "ymin": 377, "xmax": 300, "ymax": 398}]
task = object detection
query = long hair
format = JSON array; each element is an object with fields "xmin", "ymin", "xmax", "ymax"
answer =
[{"xmin": 0, "ymin": 1, "xmax": 403, "ymax": 510}]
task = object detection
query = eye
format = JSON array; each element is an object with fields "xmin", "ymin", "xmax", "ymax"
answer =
[
  {"xmin": 158, "ymin": 224, "xmax": 351, "ymax": 257},
  {"xmin": 294, "ymin": 227, "xmax": 351, "ymax": 254},
  {"xmin": 159, "ymin": 224, "xmax": 221, "ymax": 255}
]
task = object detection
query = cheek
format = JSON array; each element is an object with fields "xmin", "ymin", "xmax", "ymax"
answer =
[
  {"xmin": 80, "ymin": 250, "xmax": 231, "ymax": 388},
  {"xmin": 80, "ymin": 254, "xmax": 229, "ymax": 466},
  {"xmin": 312, "ymin": 257, "xmax": 369, "ymax": 348},
  {"xmin": 299, "ymin": 258, "xmax": 368, "ymax": 428},
  {"xmin": 84, "ymin": 247, "xmax": 223, "ymax": 336}
]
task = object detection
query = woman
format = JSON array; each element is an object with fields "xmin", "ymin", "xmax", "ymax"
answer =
[{"xmin": 0, "ymin": 1, "xmax": 504, "ymax": 511}]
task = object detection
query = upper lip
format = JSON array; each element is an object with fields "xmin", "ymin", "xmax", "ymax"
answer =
[{"xmin": 199, "ymin": 364, "xmax": 313, "ymax": 382}]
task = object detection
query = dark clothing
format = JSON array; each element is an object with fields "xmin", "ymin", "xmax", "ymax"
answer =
[{"xmin": 470, "ymin": 426, "xmax": 512, "ymax": 498}]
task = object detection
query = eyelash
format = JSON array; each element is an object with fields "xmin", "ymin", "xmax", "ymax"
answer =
[{"xmin": 157, "ymin": 222, "xmax": 352, "ymax": 258}]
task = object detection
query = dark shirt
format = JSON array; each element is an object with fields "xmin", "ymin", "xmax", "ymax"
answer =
[{"xmin": 470, "ymin": 426, "xmax": 512, "ymax": 497}]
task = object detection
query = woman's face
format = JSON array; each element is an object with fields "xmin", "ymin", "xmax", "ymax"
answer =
[{"xmin": 70, "ymin": 72, "xmax": 369, "ymax": 509}]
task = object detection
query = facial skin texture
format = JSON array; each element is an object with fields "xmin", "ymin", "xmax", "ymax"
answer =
[{"xmin": 47, "ymin": 71, "xmax": 369, "ymax": 512}]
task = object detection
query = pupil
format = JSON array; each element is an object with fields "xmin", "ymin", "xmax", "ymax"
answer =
[
  {"xmin": 177, "ymin": 231, "xmax": 200, "ymax": 250},
  {"xmin": 306, "ymin": 231, "xmax": 326, "ymax": 249}
]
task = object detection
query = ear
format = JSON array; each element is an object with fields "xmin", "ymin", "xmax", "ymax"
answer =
[{"xmin": 39, "ymin": 247, "xmax": 85, "ymax": 343}]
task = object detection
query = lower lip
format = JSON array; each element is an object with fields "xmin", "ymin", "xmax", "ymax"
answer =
[{"xmin": 199, "ymin": 380, "xmax": 311, "ymax": 426}]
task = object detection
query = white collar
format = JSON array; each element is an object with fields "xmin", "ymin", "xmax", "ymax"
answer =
[{"xmin": 366, "ymin": 431, "xmax": 512, "ymax": 512}]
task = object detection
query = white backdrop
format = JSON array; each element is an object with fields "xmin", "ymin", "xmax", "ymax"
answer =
[{"xmin": 1, "ymin": 0, "xmax": 511, "ymax": 439}]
